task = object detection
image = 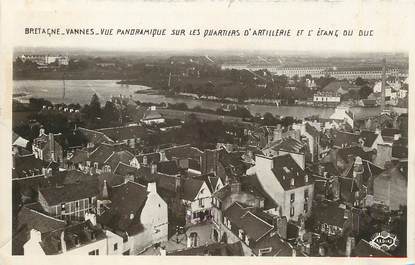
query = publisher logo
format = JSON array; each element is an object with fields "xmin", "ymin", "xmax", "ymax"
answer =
[{"xmin": 370, "ymin": 231, "xmax": 399, "ymax": 251}]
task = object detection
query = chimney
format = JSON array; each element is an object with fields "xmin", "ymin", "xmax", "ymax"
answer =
[
  {"xmin": 29, "ymin": 229, "xmax": 42, "ymax": 244},
  {"xmin": 345, "ymin": 236, "xmax": 355, "ymax": 257},
  {"xmin": 39, "ymin": 127, "xmax": 46, "ymax": 137},
  {"xmin": 331, "ymin": 175, "xmax": 340, "ymax": 201},
  {"xmin": 274, "ymin": 216, "xmax": 287, "ymax": 239},
  {"xmin": 353, "ymin": 156, "xmax": 364, "ymax": 187},
  {"xmin": 85, "ymin": 212, "xmax": 97, "ymax": 226},
  {"xmin": 151, "ymin": 163, "xmax": 157, "ymax": 174},
  {"xmin": 147, "ymin": 182, "xmax": 157, "ymax": 194},
  {"xmin": 273, "ymin": 128, "xmax": 282, "ymax": 142},
  {"xmin": 160, "ymin": 247, "xmax": 166, "ymax": 256},
  {"xmin": 101, "ymin": 180, "xmax": 109, "ymax": 199},
  {"xmin": 159, "ymin": 151, "xmax": 167, "ymax": 162},
  {"xmin": 60, "ymin": 231, "xmax": 67, "ymax": 253},
  {"xmin": 49, "ymin": 133, "xmax": 55, "ymax": 161}
]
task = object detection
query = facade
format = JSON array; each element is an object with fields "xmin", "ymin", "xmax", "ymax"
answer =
[
  {"xmin": 313, "ymin": 92, "xmax": 341, "ymax": 106},
  {"xmin": 23, "ymin": 218, "xmax": 123, "ymax": 255},
  {"xmin": 182, "ymin": 178, "xmax": 213, "ymax": 224},
  {"xmin": 32, "ymin": 131, "xmax": 64, "ymax": 164},
  {"xmin": 247, "ymin": 154, "xmax": 314, "ymax": 221},
  {"xmin": 97, "ymin": 181, "xmax": 168, "ymax": 255},
  {"xmin": 38, "ymin": 182, "xmax": 98, "ymax": 221}
]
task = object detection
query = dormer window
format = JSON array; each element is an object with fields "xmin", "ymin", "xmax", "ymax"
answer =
[
  {"xmin": 290, "ymin": 178, "xmax": 295, "ymax": 186},
  {"xmin": 304, "ymin": 175, "xmax": 309, "ymax": 183}
]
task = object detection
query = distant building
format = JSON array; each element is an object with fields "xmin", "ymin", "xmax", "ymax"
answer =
[
  {"xmin": 19, "ymin": 54, "xmax": 69, "ymax": 66},
  {"xmin": 313, "ymin": 92, "xmax": 341, "ymax": 106},
  {"xmin": 329, "ymin": 106, "xmax": 354, "ymax": 129},
  {"xmin": 140, "ymin": 106, "xmax": 165, "ymax": 125}
]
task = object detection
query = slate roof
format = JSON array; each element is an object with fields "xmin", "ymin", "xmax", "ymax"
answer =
[
  {"xmin": 13, "ymin": 154, "xmax": 58, "ymax": 179},
  {"xmin": 193, "ymin": 173, "xmax": 219, "ymax": 193},
  {"xmin": 313, "ymin": 201, "xmax": 346, "ymax": 228},
  {"xmin": 142, "ymin": 108, "xmax": 163, "ymax": 121},
  {"xmin": 223, "ymin": 202, "xmax": 273, "ymax": 242},
  {"xmin": 136, "ymin": 152, "xmax": 161, "ymax": 165},
  {"xmin": 157, "ymin": 160, "xmax": 180, "ymax": 176},
  {"xmin": 334, "ymin": 131, "xmax": 359, "ymax": 148},
  {"xmin": 352, "ymin": 239, "xmax": 391, "ymax": 257},
  {"xmin": 359, "ymin": 130, "xmax": 379, "ymax": 148},
  {"xmin": 77, "ymin": 127, "xmax": 113, "ymax": 145},
  {"xmin": 88, "ymin": 144, "xmax": 115, "ymax": 164},
  {"xmin": 68, "ymin": 149, "xmax": 89, "ymax": 164},
  {"xmin": 241, "ymin": 174, "xmax": 278, "ymax": 210},
  {"xmin": 13, "ymin": 204, "xmax": 66, "ymax": 255},
  {"xmin": 271, "ymin": 154, "xmax": 310, "ymax": 191},
  {"xmin": 98, "ymin": 181, "xmax": 148, "ymax": 235},
  {"xmin": 114, "ymin": 162, "xmax": 138, "ymax": 176},
  {"xmin": 182, "ymin": 178, "xmax": 205, "ymax": 201},
  {"xmin": 97, "ymin": 125, "xmax": 147, "ymax": 142},
  {"xmin": 265, "ymin": 137, "xmax": 306, "ymax": 154},
  {"xmin": 252, "ymin": 234, "xmax": 294, "ymax": 256},
  {"xmin": 40, "ymin": 220, "xmax": 106, "ymax": 255},
  {"xmin": 322, "ymin": 81, "xmax": 355, "ymax": 94},
  {"xmin": 381, "ymin": 128, "xmax": 401, "ymax": 137},
  {"xmin": 39, "ymin": 181, "xmax": 98, "ymax": 206},
  {"xmin": 305, "ymin": 123, "xmax": 320, "ymax": 138},
  {"xmin": 105, "ymin": 150, "xmax": 134, "ymax": 170},
  {"xmin": 162, "ymin": 144, "xmax": 203, "ymax": 161}
]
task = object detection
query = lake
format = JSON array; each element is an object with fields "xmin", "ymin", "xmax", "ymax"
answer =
[{"xmin": 13, "ymin": 80, "xmax": 382, "ymax": 119}]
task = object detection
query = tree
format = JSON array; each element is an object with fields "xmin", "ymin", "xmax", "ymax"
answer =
[
  {"xmin": 88, "ymin": 93, "xmax": 101, "ymax": 118},
  {"xmin": 359, "ymin": 85, "xmax": 373, "ymax": 99},
  {"xmin": 102, "ymin": 101, "xmax": 120, "ymax": 124},
  {"xmin": 355, "ymin": 77, "xmax": 368, "ymax": 86},
  {"xmin": 262, "ymin": 112, "xmax": 276, "ymax": 126}
]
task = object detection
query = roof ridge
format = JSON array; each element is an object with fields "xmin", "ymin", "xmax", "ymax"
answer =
[
  {"xmin": 103, "ymin": 152, "xmax": 116, "ymax": 164},
  {"xmin": 26, "ymin": 207, "xmax": 66, "ymax": 223}
]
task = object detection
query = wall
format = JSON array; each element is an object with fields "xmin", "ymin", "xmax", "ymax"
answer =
[
  {"xmin": 105, "ymin": 230, "xmax": 124, "ymax": 255},
  {"xmin": 282, "ymin": 184, "xmax": 314, "ymax": 221},
  {"xmin": 134, "ymin": 187, "xmax": 169, "ymax": 253}
]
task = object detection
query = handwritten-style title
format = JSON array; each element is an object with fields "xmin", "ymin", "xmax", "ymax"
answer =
[{"xmin": 25, "ymin": 27, "xmax": 374, "ymax": 38}]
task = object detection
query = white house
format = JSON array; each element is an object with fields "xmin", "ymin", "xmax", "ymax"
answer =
[
  {"xmin": 182, "ymin": 178, "xmax": 213, "ymax": 224},
  {"xmin": 247, "ymin": 154, "xmax": 314, "ymax": 221},
  {"xmin": 329, "ymin": 106, "xmax": 354, "ymax": 129},
  {"xmin": 97, "ymin": 181, "xmax": 168, "ymax": 255}
]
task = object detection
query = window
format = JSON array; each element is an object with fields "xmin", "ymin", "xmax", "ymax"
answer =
[
  {"xmin": 258, "ymin": 247, "xmax": 272, "ymax": 255},
  {"xmin": 290, "ymin": 206, "xmax": 295, "ymax": 217},
  {"xmin": 199, "ymin": 198, "xmax": 204, "ymax": 208},
  {"xmin": 88, "ymin": 249, "xmax": 99, "ymax": 255},
  {"xmin": 88, "ymin": 197, "xmax": 92, "ymax": 205},
  {"xmin": 304, "ymin": 203, "xmax": 308, "ymax": 213},
  {"xmin": 113, "ymin": 243, "xmax": 118, "ymax": 251},
  {"xmin": 290, "ymin": 193, "xmax": 295, "ymax": 203},
  {"xmin": 304, "ymin": 189, "xmax": 309, "ymax": 201},
  {"xmin": 304, "ymin": 175, "xmax": 309, "ymax": 183},
  {"xmin": 75, "ymin": 201, "xmax": 79, "ymax": 208},
  {"xmin": 290, "ymin": 178, "xmax": 295, "ymax": 186},
  {"xmin": 61, "ymin": 203, "xmax": 66, "ymax": 211},
  {"xmin": 94, "ymin": 162, "xmax": 99, "ymax": 169}
]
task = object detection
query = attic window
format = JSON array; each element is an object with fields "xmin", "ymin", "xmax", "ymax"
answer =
[{"xmin": 259, "ymin": 247, "xmax": 272, "ymax": 255}]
